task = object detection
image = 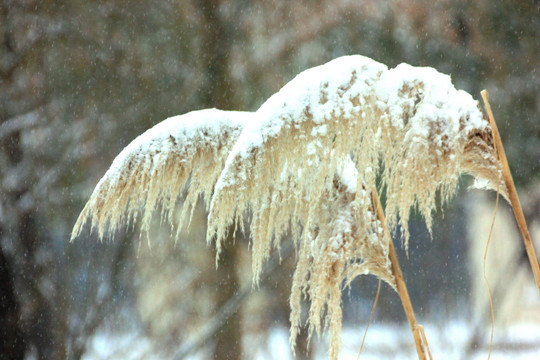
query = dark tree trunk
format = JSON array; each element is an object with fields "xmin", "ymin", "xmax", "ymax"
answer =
[
  {"xmin": 196, "ymin": 1, "xmax": 243, "ymax": 359},
  {"xmin": 0, "ymin": 249, "xmax": 25, "ymax": 360},
  {"xmin": 213, "ymin": 236, "xmax": 242, "ymax": 360},
  {"xmin": 0, "ymin": 130, "xmax": 59, "ymax": 359}
]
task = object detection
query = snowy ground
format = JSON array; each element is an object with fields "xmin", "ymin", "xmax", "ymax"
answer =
[
  {"xmin": 337, "ymin": 322, "xmax": 540, "ymax": 360},
  {"xmin": 84, "ymin": 320, "xmax": 540, "ymax": 359}
]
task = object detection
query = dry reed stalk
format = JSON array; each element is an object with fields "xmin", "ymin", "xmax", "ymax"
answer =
[
  {"xmin": 356, "ymin": 278, "xmax": 381, "ymax": 359},
  {"xmin": 371, "ymin": 187, "xmax": 431, "ymax": 360},
  {"xmin": 483, "ymin": 169, "xmax": 500, "ymax": 360},
  {"xmin": 480, "ymin": 90, "xmax": 540, "ymax": 293}
]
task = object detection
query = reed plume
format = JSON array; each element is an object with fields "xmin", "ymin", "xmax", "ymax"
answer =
[
  {"xmin": 71, "ymin": 108, "xmax": 250, "ymax": 242},
  {"xmin": 208, "ymin": 55, "xmax": 504, "ymax": 262},
  {"xmin": 288, "ymin": 159, "xmax": 395, "ymax": 359},
  {"xmin": 73, "ymin": 55, "xmax": 510, "ymax": 360},
  {"xmin": 206, "ymin": 55, "xmax": 504, "ymax": 358}
]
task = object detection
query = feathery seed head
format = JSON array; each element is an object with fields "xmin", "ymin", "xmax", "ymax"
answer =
[
  {"xmin": 71, "ymin": 109, "xmax": 250, "ymax": 242},
  {"xmin": 73, "ymin": 55, "xmax": 506, "ymax": 360}
]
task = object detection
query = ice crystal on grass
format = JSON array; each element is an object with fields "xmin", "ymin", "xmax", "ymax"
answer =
[
  {"xmin": 209, "ymin": 56, "xmax": 504, "ymax": 268},
  {"xmin": 208, "ymin": 55, "xmax": 388, "ymax": 271}
]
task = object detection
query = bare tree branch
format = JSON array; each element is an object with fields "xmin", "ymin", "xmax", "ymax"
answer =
[{"xmin": 0, "ymin": 110, "xmax": 44, "ymax": 140}]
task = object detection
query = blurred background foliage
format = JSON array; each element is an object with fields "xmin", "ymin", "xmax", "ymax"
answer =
[{"xmin": 1, "ymin": 0, "xmax": 539, "ymax": 359}]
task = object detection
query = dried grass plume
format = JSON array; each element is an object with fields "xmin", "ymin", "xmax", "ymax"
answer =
[
  {"xmin": 72, "ymin": 55, "xmax": 507, "ymax": 360},
  {"xmin": 71, "ymin": 109, "xmax": 250, "ymax": 242}
]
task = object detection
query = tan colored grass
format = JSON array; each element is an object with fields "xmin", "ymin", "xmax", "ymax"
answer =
[
  {"xmin": 206, "ymin": 56, "xmax": 504, "ymax": 359},
  {"xmin": 72, "ymin": 56, "xmax": 510, "ymax": 360},
  {"xmin": 288, "ymin": 160, "xmax": 395, "ymax": 359},
  {"xmin": 481, "ymin": 90, "xmax": 540, "ymax": 292},
  {"xmin": 71, "ymin": 109, "xmax": 250, "ymax": 242},
  {"xmin": 208, "ymin": 56, "xmax": 504, "ymax": 265}
]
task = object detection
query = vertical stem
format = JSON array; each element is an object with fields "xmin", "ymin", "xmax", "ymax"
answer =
[
  {"xmin": 481, "ymin": 90, "xmax": 540, "ymax": 293},
  {"xmin": 371, "ymin": 188, "xmax": 430, "ymax": 360}
]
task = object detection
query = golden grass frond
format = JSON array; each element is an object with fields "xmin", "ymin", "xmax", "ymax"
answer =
[
  {"xmin": 288, "ymin": 159, "xmax": 395, "ymax": 360},
  {"xmin": 376, "ymin": 64, "xmax": 506, "ymax": 248},
  {"xmin": 72, "ymin": 55, "xmax": 511, "ymax": 360},
  {"xmin": 205, "ymin": 55, "xmax": 504, "ymax": 358},
  {"xmin": 71, "ymin": 109, "xmax": 250, "ymax": 242},
  {"xmin": 209, "ymin": 55, "xmax": 503, "ymax": 258},
  {"xmin": 208, "ymin": 55, "xmax": 388, "ymax": 267}
]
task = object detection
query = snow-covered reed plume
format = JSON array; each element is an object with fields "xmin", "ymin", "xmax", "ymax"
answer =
[
  {"xmin": 208, "ymin": 56, "xmax": 504, "ymax": 259},
  {"xmin": 206, "ymin": 55, "xmax": 504, "ymax": 358},
  {"xmin": 71, "ymin": 109, "xmax": 250, "ymax": 241},
  {"xmin": 288, "ymin": 159, "xmax": 395, "ymax": 359},
  {"xmin": 376, "ymin": 63, "xmax": 506, "ymax": 243},
  {"xmin": 73, "ymin": 55, "xmax": 505, "ymax": 360}
]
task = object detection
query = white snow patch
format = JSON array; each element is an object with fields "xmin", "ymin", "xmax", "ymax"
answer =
[
  {"xmin": 83, "ymin": 320, "xmax": 540, "ymax": 360},
  {"xmin": 102, "ymin": 108, "xmax": 250, "ymax": 186},
  {"xmin": 215, "ymin": 55, "xmax": 387, "ymax": 191}
]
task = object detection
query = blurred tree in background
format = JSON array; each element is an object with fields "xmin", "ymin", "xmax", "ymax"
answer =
[{"xmin": 1, "ymin": 0, "xmax": 539, "ymax": 359}]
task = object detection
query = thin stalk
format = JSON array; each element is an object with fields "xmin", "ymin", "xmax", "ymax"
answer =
[
  {"xmin": 371, "ymin": 187, "xmax": 431, "ymax": 360},
  {"xmin": 481, "ymin": 90, "xmax": 540, "ymax": 293},
  {"xmin": 356, "ymin": 278, "xmax": 381, "ymax": 359}
]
